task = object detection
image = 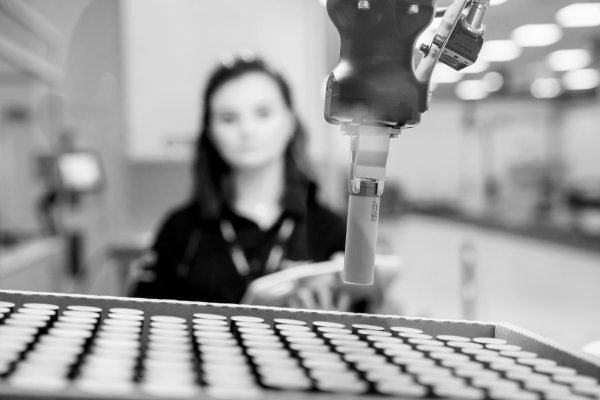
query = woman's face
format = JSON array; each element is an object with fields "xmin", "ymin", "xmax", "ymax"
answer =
[{"xmin": 209, "ymin": 72, "xmax": 295, "ymax": 172}]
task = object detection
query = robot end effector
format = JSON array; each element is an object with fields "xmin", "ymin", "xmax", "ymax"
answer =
[
  {"xmin": 325, "ymin": 0, "xmax": 490, "ymax": 129},
  {"xmin": 324, "ymin": 0, "xmax": 490, "ymax": 284}
]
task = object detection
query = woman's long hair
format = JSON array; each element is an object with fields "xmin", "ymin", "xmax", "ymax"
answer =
[{"xmin": 192, "ymin": 56, "xmax": 312, "ymax": 219}]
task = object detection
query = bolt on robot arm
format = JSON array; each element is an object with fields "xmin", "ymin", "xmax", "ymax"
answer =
[{"xmin": 324, "ymin": 0, "xmax": 489, "ymax": 284}]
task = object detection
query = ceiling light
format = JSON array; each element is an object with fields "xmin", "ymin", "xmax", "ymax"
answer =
[
  {"xmin": 431, "ymin": 65, "xmax": 462, "ymax": 84},
  {"xmin": 483, "ymin": 71, "xmax": 504, "ymax": 92},
  {"xmin": 479, "ymin": 40, "xmax": 522, "ymax": 62},
  {"xmin": 455, "ymin": 80, "xmax": 489, "ymax": 101},
  {"xmin": 556, "ymin": 3, "xmax": 600, "ymax": 28},
  {"xmin": 490, "ymin": 0, "xmax": 508, "ymax": 5},
  {"xmin": 530, "ymin": 78, "xmax": 562, "ymax": 99},
  {"xmin": 547, "ymin": 49, "xmax": 592, "ymax": 72},
  {"xmin": 562, "ymin": 69, "xmax": 600, "ymax": 91},
  {"xmin": 512, "ymin": 24, "xmax": 562, "ymax": 47}
]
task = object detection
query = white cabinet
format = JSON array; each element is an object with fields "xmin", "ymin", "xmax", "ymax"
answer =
[
  {"xmin": 381, "ymin": 215, "xmax": 600, "ymax": 350},
  {"xmin": 0, "ymin": 238, "xmax": 66, "ymax": 292}
]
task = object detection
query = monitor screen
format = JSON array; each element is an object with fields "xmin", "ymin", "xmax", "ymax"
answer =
[{"xmin": 56, "ymin": 151, "xmax": 105, "ymax": 194}]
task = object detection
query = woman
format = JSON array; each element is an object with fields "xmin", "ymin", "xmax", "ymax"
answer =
[{"xmin": 137, "ymin": 55, "xmax": 347, "ymax": 305}]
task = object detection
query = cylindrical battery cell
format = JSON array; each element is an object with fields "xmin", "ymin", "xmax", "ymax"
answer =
[{"xmin": 344, "ymin": 181, "xmax": 379, "ymax": 284}]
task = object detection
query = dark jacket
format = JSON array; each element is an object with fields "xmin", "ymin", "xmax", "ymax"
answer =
[{"xmin": 136, "ymin": 183, "xmax": 346, "ymax": 304}]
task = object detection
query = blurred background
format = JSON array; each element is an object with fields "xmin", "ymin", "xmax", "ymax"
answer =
[{"xmin": 0, "ymin": 0, "xmax": 599, "ymax": 351}]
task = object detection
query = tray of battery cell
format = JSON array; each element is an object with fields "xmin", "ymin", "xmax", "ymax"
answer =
[{"xmin": 0, "ymin": 290, "xmax": 599, "ymax": 400}]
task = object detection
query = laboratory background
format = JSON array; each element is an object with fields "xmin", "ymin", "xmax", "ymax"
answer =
[{"xmin": 0, "ymin": 0, "xmax": 599, "ymax": 355}]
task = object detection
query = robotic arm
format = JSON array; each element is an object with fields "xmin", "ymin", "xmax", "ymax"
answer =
[{"xmin": 324, "ymin": 0, "xmax": 489, "ymax": 284}]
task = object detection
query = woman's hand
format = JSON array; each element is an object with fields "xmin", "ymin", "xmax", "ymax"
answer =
[
  {"xmin": 285, "ymin": 277, "xmax": 352, "ymax": 311},
  {"xmin": 241, "ymin": 253, "xmax": 401, "ymax": 313}
]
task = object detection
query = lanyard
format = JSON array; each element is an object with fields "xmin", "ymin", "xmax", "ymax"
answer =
[{"xmin": 219, "ymin": 217, "xmax": 295, "ymax": 277}]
